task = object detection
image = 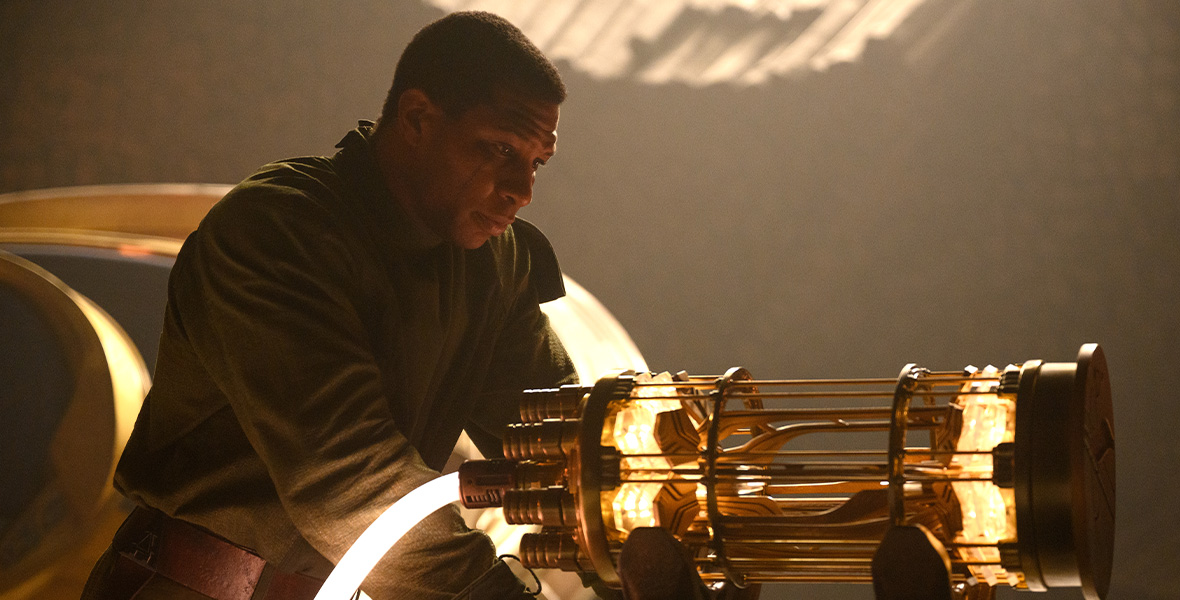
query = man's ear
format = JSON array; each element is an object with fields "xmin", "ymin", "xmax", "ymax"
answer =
[{"xmin": 397, "ymin": 89, "xmax": 442, "ymax": 146}]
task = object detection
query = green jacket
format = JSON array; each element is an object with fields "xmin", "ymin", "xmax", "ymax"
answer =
[{"xmin": 114, "ymin": 122, "xmax": 577, "ymax": 598}]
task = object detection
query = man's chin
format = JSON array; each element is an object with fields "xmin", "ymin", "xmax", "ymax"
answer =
[{"xmin": 452, "ymin": 228, "xmax": 494, "ymax": 249}]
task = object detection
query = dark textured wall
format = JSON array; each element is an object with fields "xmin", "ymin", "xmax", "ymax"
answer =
[
  {"xmin": 0, "ymin": 1, "xmax": 438, "ymax": 186},
  {"xmin": 2, "ymin": 1, "xmax": 1178, "ymax": 598}
]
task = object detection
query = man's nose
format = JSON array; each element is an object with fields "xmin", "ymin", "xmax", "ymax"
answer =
[{"xmin": 499, "ymin": 166, "xmax": 534, "ymax": 208}]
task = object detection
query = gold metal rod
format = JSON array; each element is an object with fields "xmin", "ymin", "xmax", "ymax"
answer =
[
  {"xmin": 724, "ymin": 390, "xmax": 989, "ymax": 400},
  {"xmin": 720, "ymin": 518, "xmax": 887, "ymax": 527},
  {"xmin": 725, "ymin": 391, "xmax": 898, "ymax": 399},
  {"xmin": 702, "ymin": 474, "xmax": 888, "ymax": 482},
  {"xmin": 717, "ymin": 539, "xmax": 882, "ymax": 545},
  {"xmin": 630, "ymin": 380, "xmax": 720, "ymax": 386},
  {"xmin": 699, "ymin": 565, "xmax": 878, "ymax": 572},
  {"xmin": 713, "ymin": 450, "xmax": 885, "ymax": 458},
  {"xmin": 618, "ymin": 478, "xmax": 700, "ymax": 483},
  {"xmin": 765, "ymin": 491, "xmax": 863, "ymax": 497},
  {"xmin": 696, "ymin": 562, "xmax": 876, "ymax": 572},
  {"xmin": 753, "ymin": 375, "xmax": 995, "ymax": 385},
  {"xmin": 721, "ymin": 516, "xmax": 890, "ymax": 526},
  {"xmin": 619, "ymin": 454, "xmax": 983, "ymax": 465},
  {"xmin": 717, "ymin": 461, "xmax": 892, "ymax": 470},
  {"xmin": 622, "ymin": 450, "xmax": 894, "ymax": 458},
  {"xmin": 717, "ymin": 406, "xmax": 947, "ymax": 418},
  {"xmin": 901, "ymin": 475, "xmax": 997, "ymax": 482},
  {"xmin": 722, "ymin": 547, "xmax": 878, "ymax": 557},
  {"xmin": 627, "ymin": 374, "xmax": 996, "ymax": 387},
  {"xmin": 714, "ymin": 464, "xmax": 889, "ymax": 473},
  {"xmin": 715, "ymin": 464, "xmax": 891, "ymax": 473},
  {"xmin": 618, "ymin": 472, "xmax": 700, "ymax": 477},
  {"xmin": 621, "ymin": 449, "xmax": 995, "ymax": 459},
  {"xmin": 631, "ymin": 378, "xmax": 900, "ymax": 386},
  {"xmin": 715, "ymin": 421, "xmax": 943, "ymax": 433},
  {"xmin": 705, "ymin": 575, "xmax": 876, "ymax": 583},
  {"xmin": 724, "ymin": 557, "xmax": 874, "ymax": 564},
  {"xmin": 696, "ymin": 570, "xmax": 874, "ymax": 577},
  {"xmin": 707, "ymin": 475, "xmax": 895, "ymax": 482},
  {"xmin": 741, "ymin": 378, "xmax": 900, "ymax": 386},
  {"xmin": 719, "ymin": 450, "xmax": 889, "ymax": 457},
  {"xmin": 642, "ymin": 465, "xmax": 887, "ymax": 476},
  {"xmin": 618, "ymin": 472, "xmax": 882, "ymax": 481},
  {"xmin": 700, "ymin": 566, "xmax": 876, "ymax": 576},
  {"xmin": 698, "ymin": 573, "xmax": 876, "ymax": 581},
  {"xmin": 904, "ymin": 449, "xmax": 996, "ymax": 456},
  {"xmin": 755, "ymin": 378, "xmax": 901, "ymax": 385},
  {"xmin": 620, "ymin": 452, "xmax": 701, "ymax": 459},
  {"xmin": 922, "ymin": 370, "xmax": 997, "ymax": 377},
  {"xmin": 719, "ymin": 546, "xmax": 875, "ymax": 553},
  {"xmin": 626, "ymin": 470, "xmax": 983, "ymax": 482}
]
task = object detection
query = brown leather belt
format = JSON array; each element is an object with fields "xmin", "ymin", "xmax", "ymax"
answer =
[{"xmin": 113, "ymin": 507, "xmax": 324, "ymax": 600}]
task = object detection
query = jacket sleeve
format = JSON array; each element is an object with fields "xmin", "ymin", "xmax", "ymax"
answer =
[
  {"xmin": 465, "ymin": 221, "xmax": 579, "ymax": 459},
  {"xmin": 171, "ymin": 189, "xmax": 484, "ymax": 595}
]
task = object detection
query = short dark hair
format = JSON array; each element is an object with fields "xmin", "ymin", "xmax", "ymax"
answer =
[{"xmin": 379, "ymin": 11, "xmax": 565, "ymax": 123}]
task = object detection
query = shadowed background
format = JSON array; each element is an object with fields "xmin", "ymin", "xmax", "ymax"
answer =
[{"xmin": 1, "ymin": 1, "xmax": 1177, "ymax": 598}]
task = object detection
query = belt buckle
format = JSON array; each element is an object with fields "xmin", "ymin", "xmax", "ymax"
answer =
[{"xmin": 129, "ymin": 530, "xmax": 159, "ymax": 565}]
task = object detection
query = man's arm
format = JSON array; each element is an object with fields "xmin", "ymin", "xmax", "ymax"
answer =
[
  {"xmin": 466, "ymin": 296, "xmax": 577, "ymax": 458},
  {"xmin": 465, "ymin": 221, "xmax": 578, "ymax": 459},
  {"xmin": 173, "ymin": 189, "xmax": 488, "ymax": 597}
]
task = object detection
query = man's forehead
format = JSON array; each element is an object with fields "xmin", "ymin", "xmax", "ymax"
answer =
[{"xmin": 480, "ymin": 92, "xmax": 560, "ymax": 146}]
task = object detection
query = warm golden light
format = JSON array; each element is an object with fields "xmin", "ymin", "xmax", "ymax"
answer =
[
  {"xmin": 609, "ymin": 372, "xmax": 681, "ymax": 536},
  {"xmin": 460, "ymin": 345, "xmax": 1116, "ymax": 599},
  {"xmin": 950, "ymin": 366, "xmax": 1018, "ymax": 586}
]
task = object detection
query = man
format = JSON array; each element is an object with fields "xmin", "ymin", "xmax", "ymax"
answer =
[{"xmin": 83, "ymin": 11, "xmax": 577, "ymax": 600}]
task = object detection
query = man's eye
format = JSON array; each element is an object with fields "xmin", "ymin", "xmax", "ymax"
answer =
[{"xmin": 495, "ymin": 143, "xmax": 513, "ymax": 157}]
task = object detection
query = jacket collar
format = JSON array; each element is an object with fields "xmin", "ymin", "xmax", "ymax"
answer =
[{"xmin": 334, "ymin": 120, "xmax": 444, "ymax": 254}]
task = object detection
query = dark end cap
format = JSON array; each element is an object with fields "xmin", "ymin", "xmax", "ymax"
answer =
[
  {"xmin": 1016, "ymin": 344, "xmax": 1115, "ymax": 599},
  {"xmin": 1073, "ymin": 344, "xmax": 1116, "ymax": 600}
]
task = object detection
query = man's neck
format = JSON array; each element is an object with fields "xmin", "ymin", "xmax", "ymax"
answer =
[{"xmin": 370, "ymin": 124, "xmax": 444, "ymax": 248}]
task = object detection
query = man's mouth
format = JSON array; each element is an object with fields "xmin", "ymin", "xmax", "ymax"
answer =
[{"xmin": 475, "ymin": 212, "xmax": 514, "ymax": 236}]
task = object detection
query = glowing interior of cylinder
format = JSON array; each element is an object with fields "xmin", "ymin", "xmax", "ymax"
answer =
[
  {"xmin": 951, "ymin": 365, "xmax": 1018, "ymax": 586},
  {"xmin": 603, "ymin": 367, "xmax": 1026, "ymax": 585},
  {"xmin": 313, "ymin": 472, "xmax": 460, "ymax": 600},
  {"xmin": 609, "ymin": 372, "xmax": 681, "ymax": 535}
]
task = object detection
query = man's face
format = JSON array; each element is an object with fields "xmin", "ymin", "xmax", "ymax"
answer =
[{"xmin": 410, "ymin": 90, "xmax": 559, "ymax": 249}]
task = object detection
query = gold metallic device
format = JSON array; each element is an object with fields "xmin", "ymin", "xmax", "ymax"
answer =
[{"xmin": 458, "ymin": 345, "xmax": 1114, "ymax": 600}]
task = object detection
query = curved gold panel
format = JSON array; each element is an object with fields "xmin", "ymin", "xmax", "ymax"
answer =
[
  {"xmin": 0, "ymin": 183, "xmax": 229, "ymax": 240},
  {"xmin": 0, "ymin": 251, "xmax": 149, "ymax": 599},
  {"xmin": 0, "ymin": 229, "xmax": 183, "ymax": 258}
]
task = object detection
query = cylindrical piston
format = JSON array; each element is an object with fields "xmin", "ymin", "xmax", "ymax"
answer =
[
  {"xmin": 503, "ymin": 488, "xmax": 578, "ymax": 527},
  {"xmin": 520, "ymin": 384, "xmax": 586, "ymax": 423},
  {"xmin": 520, "ymin": 531, "xmax": 594, "ymax": 571},
  {"xmin": 503, "ymin": 420, "xmax": 580, "ymax": 461}
]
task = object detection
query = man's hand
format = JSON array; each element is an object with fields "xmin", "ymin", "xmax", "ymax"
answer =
[{"xmin": 617, "ymin": 528, "xmax": 710, "ymax": 600}]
